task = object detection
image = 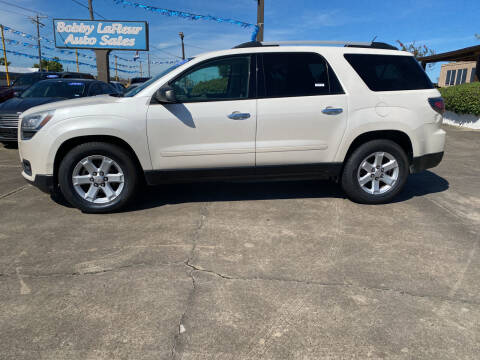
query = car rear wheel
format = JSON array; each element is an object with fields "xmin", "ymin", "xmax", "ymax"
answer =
[
  {"xmin": 58, "ymin": 142, "xmax": 138, "ymax": 213},
  {"xmin": 341, "ymin": 140, "xmax": 409, "ymax": 204}
]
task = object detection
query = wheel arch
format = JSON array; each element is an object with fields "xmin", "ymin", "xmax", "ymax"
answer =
[
  {"xmin": 53, "ymin": 135, "xmax": 145, "ymax": 188},
  {"xmin": 343, "ymin": 130, "xmax": 414, "ymax": 164}
]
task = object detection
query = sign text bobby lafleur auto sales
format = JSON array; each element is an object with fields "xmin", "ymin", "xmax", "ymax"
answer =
[{"xmin": 53, "ymin": 19, "xmax": 149, "ymax": 51}]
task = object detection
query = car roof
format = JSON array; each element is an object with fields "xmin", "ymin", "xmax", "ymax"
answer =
[
  {"xmin": 35, "ymin": 78, "xmax": 96, "ymax": 83},
  {"xmin": 190, "ymin": 45, "xmax": 412, "ymax": 62}
]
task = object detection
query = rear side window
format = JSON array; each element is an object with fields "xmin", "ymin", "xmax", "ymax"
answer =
[
  {"xmin": 344, "ymin": 54, "xmax": 433, "ymax": 91},
  {"xmin": 261, "ymin": 53, "xmax": 343, "ymax": 98}
]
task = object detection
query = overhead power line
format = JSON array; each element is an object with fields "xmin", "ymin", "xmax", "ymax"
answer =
[
  {"xmin": 71, "ymin": 0, "xmax": 106, "ymax": 19},
  {"xmin": 0, "ymin": 0, "xmax": 49, "ymax": 17}
]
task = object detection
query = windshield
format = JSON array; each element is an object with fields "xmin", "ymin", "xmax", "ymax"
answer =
[
  {"xmin": 13, "ymin": 75, "xmax": 39, "ymax": 87},
  {"xmin": 124, "ymin": 59, "xmax": 191, "ymax": 97},
  {"xmin": 21, "ymin": 81, "xmax": 86, "ymax": 98}
]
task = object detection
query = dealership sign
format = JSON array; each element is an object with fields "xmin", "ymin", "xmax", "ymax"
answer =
[{"xmin": 53, "ymin": 19, "xmax": 148, "ymax": 50}]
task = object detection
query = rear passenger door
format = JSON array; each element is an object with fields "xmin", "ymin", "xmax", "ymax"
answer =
[{"xmin": 256, "ymin": 52, "xmax": 348, "ymax": 165}]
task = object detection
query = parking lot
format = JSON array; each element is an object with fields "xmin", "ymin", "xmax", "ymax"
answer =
[{"xmin": 0, "ymin": 125, "xmax": 478, "ymax": 359}]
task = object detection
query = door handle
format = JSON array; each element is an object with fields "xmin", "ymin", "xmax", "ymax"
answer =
[
  {"xmin": 228, "ymin": 111, "xmax": 251, "ymax": 120},
  {"xmin": 322, "ymin": 107, "xmax": 343, "ymax": 115}
]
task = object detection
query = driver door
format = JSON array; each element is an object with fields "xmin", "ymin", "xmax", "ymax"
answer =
[{"xmin": 146, "ymin": 55, "xmax": 256, "ymax": 171}]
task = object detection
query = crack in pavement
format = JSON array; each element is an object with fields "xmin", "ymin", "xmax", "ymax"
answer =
[
  {"xmin": 0, "ymin": 261, "xmax": 185, "ymax": 278},
  {"xmin": 183, "ymin": 265, "xmax": 480, "ymax": 307},
  {"xmin": 171, "ymin": 202, "xmax": 209, "ymax": 360},
  {"xmin": 0, "ymin": 185, "xmax": 30, "ymax": 200}
]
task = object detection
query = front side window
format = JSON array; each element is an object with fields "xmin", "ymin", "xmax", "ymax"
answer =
[
  {"xmin": 344, "ymin": 54, "xmax": 434, "ymax": 91},
  {"xmin": 261, "ymin": 53, "xmax": 343, "ymax": 97},
  {"xmin": 89, "ymin": 83, "xmax": 103, "ymax": 96},
  {"xmin": 171, "ymin": 56, "xmax": 251, "ymax": 102}
]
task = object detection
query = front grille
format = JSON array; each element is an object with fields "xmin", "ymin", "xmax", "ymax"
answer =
[
  {"xmin": 0, "ymin": 114, "xmax": 20, "ymax": 129},
  {"xmin": 0, "ymin": 127, "xmax": 18, "ymax": 140}
]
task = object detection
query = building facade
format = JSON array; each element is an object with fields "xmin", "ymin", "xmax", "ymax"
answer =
[{"xmin": 438, "ymin": 61, "xmax": 477, "ymax": 87}]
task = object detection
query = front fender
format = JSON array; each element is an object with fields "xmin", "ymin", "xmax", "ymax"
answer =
[{"xmin": 44, "ymin": 115, "xmax": 152, "ymax": 172}]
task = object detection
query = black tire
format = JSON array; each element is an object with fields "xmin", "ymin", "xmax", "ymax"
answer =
[
  {"xmin": 58, "ymin": 142, "xmax": 138, "ymax": 213},
  {"xmin": 341, "ymin": 140, "xmax": 409, "ymax": 204}
]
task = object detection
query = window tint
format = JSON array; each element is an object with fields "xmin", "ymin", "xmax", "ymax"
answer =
[
  {"xmin": 89, "ymin": 83, "xmax": 103, "ymax": 96},
  {"xmin": 344, "ymin": 54, "xmax": 433, "ymax": 91},
  {"xmin": 100, "ymin": 82, "xmax": 114, "ymax": 94},
  {"xmin": 262, "ymin": 53, "xmax": 343, "ymax": 97},
  {"xmin": 171, "ymin": 56, "xmax": 250, "ymax": 102}
]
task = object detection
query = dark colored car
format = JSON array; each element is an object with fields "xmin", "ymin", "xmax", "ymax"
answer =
[
  {"xmin": 0, "ymin": 78, "xmax": 114, "ymax": 143},
  {"xmin": 61, "ymin": 72, "xmax": 95, "ymax": 79},
  {"xmin": 0, "ymin": 72, "xmax": 60, "ymax": 103},
  {"xmin": 0, "ymin": 72, "xmax": 96, "ymax": 104},
  {"xmin": 109, "ymin": 81, "xmax": 126, "ymax": 94},
  {"xmin": 130, "ymin": 77, "xmax": 151, "ymax": 85}
]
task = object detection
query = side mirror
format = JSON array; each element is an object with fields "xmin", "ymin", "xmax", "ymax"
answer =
[{"xmin": 154, "ymin": 85, "xmax": 176, "ymax": 103}]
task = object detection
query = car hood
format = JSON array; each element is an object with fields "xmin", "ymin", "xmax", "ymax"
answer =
[
  {"xmin": 21, "ymin": 95, "xmax": 119, "ymax": 117},
  {"xmin": 0, "ymin": 97, "xmax": 67, "ymax": 114}
]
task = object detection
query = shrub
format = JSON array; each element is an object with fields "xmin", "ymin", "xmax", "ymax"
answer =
[{"xmin": 439, "ymin": 82, "xmax": 480, "ymax": 116}]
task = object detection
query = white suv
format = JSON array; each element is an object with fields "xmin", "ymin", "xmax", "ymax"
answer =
[{"xmin": 18, "ymin": 41, "xmax": 446, "ymax": 213}]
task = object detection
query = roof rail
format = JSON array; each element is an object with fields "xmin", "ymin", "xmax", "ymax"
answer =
[
  {"xmin": 234, "ymin": 40, "xmax": 398, "ymax": 50},
  {"xmin": 261, "ymin": 40, "xmax": 372, "ymax": 46}
]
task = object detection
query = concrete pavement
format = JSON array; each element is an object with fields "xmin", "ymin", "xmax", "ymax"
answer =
[{"xmin": 0, "ymin": 125, "xmax": 479, "ymax": 359}]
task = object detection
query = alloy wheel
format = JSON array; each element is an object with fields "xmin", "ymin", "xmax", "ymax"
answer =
[
  {"xmin": 356, "ymin": 151, "xmax": 399, "ymax": 195},
  {"xmin": 72, "ymin": 155, "xmax": 125, "ymax": 204}
]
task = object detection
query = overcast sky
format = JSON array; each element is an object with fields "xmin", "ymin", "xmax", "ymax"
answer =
[{"xmin": 1, "ymin": 0, "xmax": 478, "ymax": 80}]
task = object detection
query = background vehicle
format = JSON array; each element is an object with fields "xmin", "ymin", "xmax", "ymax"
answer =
[
  {"xmin": 126, "ymin": 77, "xmax": 151, "ymax": 90},
  {"xmin": 0, "ymin": 78, "xmax": 114, "ymax": 144},
  {"xmin": 0, "ymin": 71, "xmax": 96, "ymax": 104},
  {"xmin": 110, "ymin": 81, "xmax": 126, "ymax": 94},
  {"xmin": 0, "ymin": 72, "xmax": 60, "ymax": 103},
  {"xmin": 60, "ymin": 72, "xmax": 95, "ymax": 80},
  {"xmin": 18, "ymin": 41, "xmax": 446, "ymax": 212}
]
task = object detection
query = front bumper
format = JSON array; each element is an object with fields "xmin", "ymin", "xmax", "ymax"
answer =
[
  {"xmin": 410, "ymin": 151, "xmax": 444, "ymax": 173},
  {"xmin": 0, "ymin": 127, "xmax": 18, "ymax": 142},
  {"xmin": 24, "ymin": 173, "xmax": 54, "ymax": 194}
]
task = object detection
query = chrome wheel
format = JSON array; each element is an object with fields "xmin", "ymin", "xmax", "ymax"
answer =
[
  {"xmin": 72, "ymin": 155, "xmax": 125, "ymax": 204},
  {"xmin": 357, "ymin": 151, "xmax": 399, "ymax": 195}
]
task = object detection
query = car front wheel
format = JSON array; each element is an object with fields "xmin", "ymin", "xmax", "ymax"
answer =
[
  {"xmin": 58, "ymin": 142, "xmax": 138, "ymax": 213},
  {"xmin": 341, "ymin": 139, "xmax": 409, "ymax": 204}
]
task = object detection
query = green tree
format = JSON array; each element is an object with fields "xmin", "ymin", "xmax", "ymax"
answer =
[
  {"xmin": 0, "ymin": 57, "xmax": 10, "ymax": 66},
  {"xmin": 33, "ymin": 57, "xmax": 63, "ymax": 72}
]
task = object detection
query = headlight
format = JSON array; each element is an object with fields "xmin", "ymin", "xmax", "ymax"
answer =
[{"xmin": 21, "ymin": 110, "xmax": 55, "ymax": 140}]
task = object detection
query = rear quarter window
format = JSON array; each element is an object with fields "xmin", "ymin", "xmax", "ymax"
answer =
[{"xmin": 344, "ymin": 54, "xmax": 433, "ymax": 91}]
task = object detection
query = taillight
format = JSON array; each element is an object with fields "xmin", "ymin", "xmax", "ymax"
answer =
[{"xmin": 428, "ymin": 97, "xmax": 445, "ymax": 115}]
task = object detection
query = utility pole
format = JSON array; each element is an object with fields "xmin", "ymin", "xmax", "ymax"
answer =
[
  {"xmin": 31, "ymin": 14, "xmax": 46, "ymax": 71},
  {"xmin": 256, "ymin": 0, "xmax": 264, "ymax": 42},
  {"xmin": 88, "ymin": 0, "xmax": 110, "ymax": 82},
  {"xmin": 139, "ymin": 61, "xmax": 142, "ymax": 77},
  {"xmin": 88, "ymin": 0, "xmax": 94, "ymax": 20},
  {"xmin": 75, "ymin": 49, "xmax": 79, "ymax": 72},
  {"xmin": 114, "ymin": 55, "xmax": 118, "ymax": 80},
  {"xmin": 0, "ymin": 25, "xmax": 10, "ymax": 86},
  {"xmin": 179, "ymin": 32, "xmax": 185, "ymax": 60}
]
